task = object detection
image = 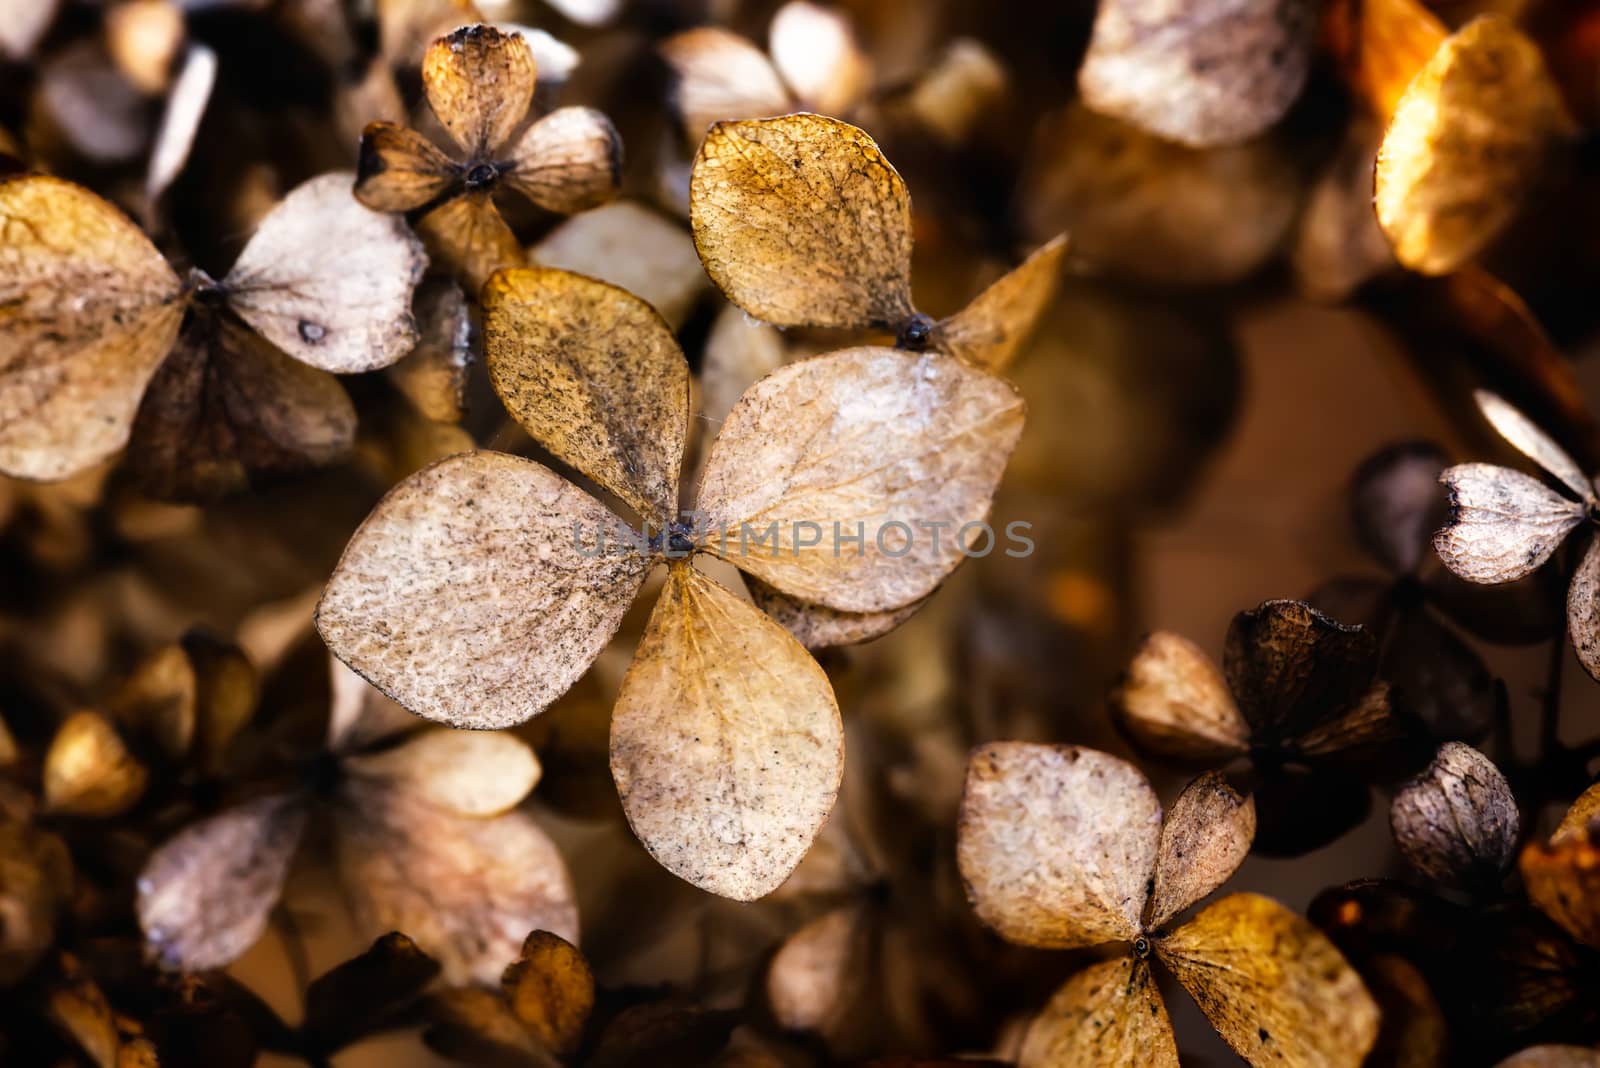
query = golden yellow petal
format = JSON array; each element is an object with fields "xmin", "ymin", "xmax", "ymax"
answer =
[
  {"xmin": 1018, "ymin": 956, "xmax": 1178, "ymax": 1068},
  {"xmin": 929, "ymin": 234, "xmax": 1068, "ymax": 374},
  {"xmin": 502, "ymin": 929, "xmax": 595, "ymax": 1056}
]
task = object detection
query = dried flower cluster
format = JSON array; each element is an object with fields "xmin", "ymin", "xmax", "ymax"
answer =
[{"xmin": 2, "ymin": 0, "xmax": 1600, "ymax": 1067}]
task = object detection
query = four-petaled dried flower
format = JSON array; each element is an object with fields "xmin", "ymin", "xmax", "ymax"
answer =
[
  {"xmin": 0, "ymin": 172, "xmax": 425, "ymax": 497},
  {"xmin": 355, "ymin": 23, "xmax": 622, "ymax": 291},
  {"xmin": 316, "ymin": 266, "xmax": 1025, "ymax": 899},
  {"xmin": 956, "ymin": 742, "xmax": 1378, "ymax": 1067},
  {"xmin": 1434, "ymin": 390, "xmax": 1600, "ymax": 680}
]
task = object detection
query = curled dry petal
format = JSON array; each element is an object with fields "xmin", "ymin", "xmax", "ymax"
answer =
[
  {"xmin": 223, "ymin": 172, "xmax": 426, "ymax": 374},
  {"xmin": 1520, "ymin": 825, "xmax": 1600, "ymax": 949},
  {"xmin": 609, "ymin": 565, "xmax": 844, "ymax": 900},
  {"xmin": 1434, "ymin": 463, "xmax": 1585, "ymax": 584},
  {"xmin": 1111, "ymin": 631, "xmax": 1250, "ymax": 763},
  {"xmin": 1389, "ymin": 742, "xmax": 1518, "ymax": 889},
  {"xmin": 748, "ymin": 577, "xmax": 924, "ymax": 651},
  {"xmin": 956, "ymin": 743, "xmax": 1159, "ymax": 949},
  {"xmin": 355, "ymin": 121, "xmax": 459, "ymax": 214},
  {"xmin": 1222, "ymin": 600, "xmax": 1378, "ymax": 740},
  {"xmin": 662, "ymin": 28, "xmax": 793, "ymax": 146},
  {"xmin": 1148, "ymin": 772, "xmax": 1255, "ymax": 929},
  {"xmin": 482, "ymin": 267, "xmax": 688, "ymax": 526},
  {"xmin": 1078, "ymin": 0, "xmax": 1317, "ymax": 147},
  {"xmin": 344, "ymin": 728, "xmax": 542, "ymax": 817},
  {"xmin": 695, "ymin": 346, "xmax": 1025, "ymax": 613},
  {"xmin": 503, "ymin": 107, "xmax": 623, "ymax": 215},
  {"xmin": 1375, "ymin": 16, "xmax": 1574, "ymax": 274},
  {"xmin": 502, "ymin": 929, "xmax": 595, "ymax": 1056},
  {"xmin": 422, "ymin": 24, "xmax": 536, "ymax": 157},
  {"xmin": 336, "ymin": 785, "xmax": 579, "ymax": 986},
  {"xmin": 138, "ymin": 794, "xmax": 309, "ymax": 971},
  {"xmin": 42, "ymin": 710, "xmax": 149, "ymax": 817},
  {"xmin": 690, "ymin": 114, "xmax": 914, "ymax": 331},
  {"xmin": 317, "ymin": 451, "xmax": 650, "ymax": 730},
  {"xmin": 768, "ymin": 1, "xmax": 871, "ymax": 116},
  {"xmin": 1155, "ymin": 892, "xmax": 1379, "ymax": 1068},
  {"xmin": 1474, "ymin": 391, "xmax": 1594, "ymax": 503},
  {"xmin": 0, "ymin": 176, "xmax": 184, "ymax": 481},
  {"xmin": 1017, "ymin": 956, "xmax": 1177, "ymax": 1068},
  {"xmin": 928, "ymin": 234, "xmax": 1069, "ymax": 374}
]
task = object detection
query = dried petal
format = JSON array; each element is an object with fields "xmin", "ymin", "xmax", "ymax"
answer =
[
  {"xmin": 317, "ymin": 451, "xmax": 650, "ymax": 730},
  {"xmin": 482, "ymin": 267, "xmax": 688, "ymax": 526},
  {"xmin": 1290, "ymin": 118, "xmax": 1395, "ymax": 302},
  {"xmin": 1520, "ymin": 826, "xmax": 1600, "ymax": 949},
  {"xmin": 416, "ymin": 190, "xmax": 526, "ymax": 293},
  {"xmin": 531, "ymin": 201, "xmax": 707, "ymax": 330},
  {"xmin": 1078, "ymin": 0, "xmax": 1316, "ymax": 146},
  {"xmin": 1148, "ymin": 772, "xmax": 1254, "ymax": 928},
  {"xmin": 1553, "ymin": 782, "xmax": 1600, "ymax": 843},
  {"xmin": 928, "ymin": 234, "xmax": 1069, "ymax": 374},
  {"xmin": 1223, "ymin": 600, "xmax": 1378, "ymax": 740},
  {"xmin": 336, "ymin": 787, "xmax": 578, "ymax": 985},
  {"xmin": 105, "ymin": 0, "xmax": 183, "ymax": 94},
  {"xmin": 1474, "ymin": 391, "xmax": 1593, "ymax": 502},
  {"xmin": 42, "ymin": 710, "xmax": 149, "ymax": 818},
  {"xmin": 346, "ymin": 728, "xmax": 540, "ymax": 816},
  {"xmin": 423, "ymin": 987, "xmax": 545, "ymax": 1066},
  {"xmin": 695, "ymin": 346, "xmax": 1024, "ymax": 613},
  {"xmin": 610, "ymin": 565, "xmax": 843, "ymax": 900},
  {"xmin": 49, "ymin": 972, "xmax": 120, "ymax": 1068},
  {"xmin": 956, "ymin": 743, "xmax": 1159, "ymax": 949},
  {"xmin": 700, "ymin": 306, "xmax": 789, "ymax": 427},
  {"xmin": 1498, "ymin": 1048, "xmax": 1600, "ymax": 1068},
  {"xmin": 1156, "ymin": 893, "xmax": 1379, "ymax": 1067},
  {"xmin": 327, "ymin": 656, "xmax": 421, "ymax": 753},
  {"xmin": 1341, "ymin": 0, "xmax": 1446, "ymax": 119},
  {"xmin": 502, "ymin": 929, "xmax": 594, "ymax": 1056},
  {"xmin": 662, "ymin": 29, "xmax": 792, "ymax": 145},
  {"xmin": 386, "ymin": 279, "xmax": 472, "ymax": 423},
  {"xmin": 1375, "ymin": 16, "xmax": 1575, "ymax": 274},
  {"xmin": 0, "ymin": 176, "xmax": 184, "ymax": 480},
  {"xmin": 137, "ymin": 794, "xmax": 309, "ymax": 971},
  {"xmin": 1111, "ymin": 631, "xmax": 1250, "ymax": 763},
  {"xmin": 768, "ymin": 2, "xmax": 871, "ymax": 116},
  {"xmin": 302, "ymin": 933, "xmax": 442, "ymax": 1055},
  {"xmin": 1390, "ymin": 742, "xmax": 1518, "ymax": 890},
  {"xmin": 503, "ymin": 107, "xmax": 622, "ymax": 214},
  {"xmin": 146, "ymin": 44, "xmax": 217, "ymax": 209},
  {"xmin": 1383, "ymin": 604, "xmax": 1498, "ymax": 742},
  {"xmin": 690, "ymin": 115, "xmax": 914, "ymax": 331},
  {"xmin": 0, "ymin": 0, "xmax": 56, "ymax": 58},
  {"xmin": 766, "ymin": 904, "xmax": 864, "ymax": 1036},
  {"xmin": 105, "ymin": 643, "xmax": 195, "ymax": 759},
  {"xmin": 747, "ymin": 577, "xmax": 923, "ymax": 650},
  {"xmin": 1350, "ymin": 440, "xmax": 1450, "ymax": 575},
  {"xmin": 224, "ymin": 172, "xmax": 426, "ymax": 374},
  {"xmin": 128, "ymin": 314, "xmax": 357, "ymax": 500},
  {"xmin": 355, "ymin": 121, "xmax": 460, "ymax": 213},
  {"xmin": 1434, "ymin": 463, "xmax": 1584, "ymax": 584},
  {"xmin": 1017, "ymin": 956, "xmax": 1177, "ymax": 1068},
  {"xmin": 422, "ymin": 24, "xmax": 535, "ymax": 156}
]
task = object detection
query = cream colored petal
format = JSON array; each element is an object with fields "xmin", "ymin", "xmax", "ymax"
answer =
[
  {"xmin": 768, "ymin": 2, "xmax": 871, "ymax": 116},
  {"xmin": 695, "ymin": 346, "xmax": 1024, "ymax": 613},
  {"xmin": 766, "ymin": 903, "xmax": 865, "ymax": 1035},
  {"xmin": 1018, "ymin": 956, "xmax": 1178, "ymax": 1068},
  {"xmin": 661, "ymin": 28, "xmax": 793, "ymax": 145},
  {"xmin": 1110, "ymin": 631, "xmax": 1250, "ymax": 763},
  {"xmin": 748, "ymin": 576, "xmax": 923, "ymax": 651},
  {"xmin": 610, "ymin": 565, "xmax": 844, "ymax": 901},
  {"xmin": 482, "ymin": 267, "xmax": 688, "ymax": 526},
  {"xmin": 956, "ymin": 742, "xmax": 1159, "ymax": 949},
  {"xmin": 1148, "ymin": 772, "xmax": 1254, "ymax": 929},
  {"xmin": 1434, "ymin": 463, "xmax": 1584, "ymax": 584},
  {"xmin": 1078, "ymin": 0, "xmax": 1317, "ymax": 147},
  {"xmin": 137, "ymin": 794, "xmax": 309, "ymax": 971},
  {"xmin": 0, "ymin": 0, "xmax": 57, "ymax": 58},
  {"xmin": 345, "ymin": 727, "xmax": 541, "ymax": 816},
  {"xmin": 531, "ymin": 201, "xmax": 707, "ymax": 330},
  {"xmin": 700, "ymin": 304, "xmax": 789, "ymax": 427},
  {"xmin": 690, "ymin": 114, "xmax": 914, "ymax": 331},
  {"xmin": 1474, "ymin": 390, "xmax": 1593, "ymax": 502},
  {"xmin": 422, "ymin": 23, "xmax": 535, "ymax": 156},
  {"xmin": 1156, "ymin": 893, "xmax": 1379, "ymax": 1068},
  {"xmin": 317, "ymin": 451, "xmax": 650, "ymax": 730},
  {"xmin": 224, "ymin": 172, "xmax": 427, "ymax": 374},
  {"xmin": 336, "ymin": 784, "xmax": 578, "ymax": 986},
  {"xmin": 929, "ymin": 234, "xmax": 1069, "ymax": 374},
  {"xmin": 0, "ymin": 176, "xmax": 184, "ymax": 480},
  {"xmin": 327, "ymin": 655, "xmax": 423, "ymax": 753},
  {"xmin": 503, "ymin": 106, "xmax": 622, "ymax": 215}
]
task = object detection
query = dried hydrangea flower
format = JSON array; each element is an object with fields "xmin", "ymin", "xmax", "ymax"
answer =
[
  {"xmin": 355, "ymin": 23, "xmax": 621, "ymax": 290},
  {"xmin": 661, "ymin": 2, "xmax": 871, "ymax": 144},
  {"xmin": 317, "ymin": 267, "xmax": 1024, "ymax": 898},
  {"xmin": 1112, "ymin": 599, "xmax": 1417, "ymax": 853},
  {"xmin": 1520, "ymin": 784, "xmax": 1600, "ymax": 952},
  {"xmin": 1434, "ymin": 390, "xmax": 1600, "ymax": 680},
  {"xmin": 689, "ymin": 113, "xmax": 1067, "ymax": 375},
  {"xmin": 1076, "ymin": 0, "xmax": 1317, "ymax": 147},
  {"xmin": 137, "ymin": 655, "xmax": 574, "ymax": 985},
  {"xmin": 956, "ymin": 743, "xmax": 1378, "ymax": 1067},
  {"xmin": 0, "ymin": 171, "xmax": 425, "ymax": 496},
  {"xmin": 1375, "ymin": 15, "xmax": 1575, "ymax": 275},
  {"xmin": 1389, "ymin": 741, "xmax": 1519, "ymax": 893}
]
